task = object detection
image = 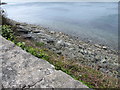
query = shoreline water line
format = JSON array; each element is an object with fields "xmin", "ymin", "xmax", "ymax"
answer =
[
  {"xmin": 5, "ymin": 16, "xmax": 118, "ymax": 52},
  {"xmin": 2, "ymin": 2, "xmax": 118, "ymax": 50}
]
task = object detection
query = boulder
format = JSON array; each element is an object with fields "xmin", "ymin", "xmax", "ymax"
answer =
[
  {"xmin": 16, "ymin": 26, "xmax": 30, "ymax": 34},
  {"xmin": 64, "ymin": 42, "xmax": 72, "ymax": 47},
  {"xmin": 22, "ymin": 34, "xmax": 32, "ymax": 39},
  {"xmin": 56, "ymin": 40, "xmax": 65, "ymax": 47},
  {"xmin": 17, "ymin": 29, "xmax": 30, "ymax": 34},
  {"xmin": 32, "ymin": 30, "xmax": 40, "ymax": 33},
  {"xmin": 56, "ymin": 50, "xmax": 62, "ymax": 55},
  {"xmin": 46, "ymin": 38, "xmax": 55, "ymax": 44},
  {"xmin": 102, "ymin": 46, "xmax": 107, "ymax": 50},
  {"xmin": 50, "ymin": 31, "xmax": 55, "ymax": 34}
]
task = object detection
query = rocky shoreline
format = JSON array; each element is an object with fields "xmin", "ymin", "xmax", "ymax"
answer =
[
  {"xmin": 1, "ymin": 35, "xmax": 89, "ymax": 88},
  {"xmin": 5, "ymin": 18, "xmax": 119, "ymax": 78}
]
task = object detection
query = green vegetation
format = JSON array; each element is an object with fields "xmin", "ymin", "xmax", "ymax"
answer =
[
  {"xmin": 16, "ymin": 42, "xmax": 49, "ymax": 60},
  {"xmin": 35, "ymin": 42, "xmax": 45, "ymax": 47},
  {"xmin": 25, "ymin": 46, "xmax": 49, "ymax": 60},
  {"xmin": 0, "ymin": 25, "xmax": 119, "ymax": 88},
  {"xmin": 0, "ymin": 25, "xmax": 15, "ymax": 42},
  {"xmin": 0, "ymin": 25, "xmax": 49, "ymax": 61},
  {"xmin": 16, "ymin": 42, "xmax": 26, "ymax": 49}
]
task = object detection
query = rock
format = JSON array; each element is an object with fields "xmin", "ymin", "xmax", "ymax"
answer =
[
  {"xmin": 51, "ymin": 48, "xmax": 56, "ymax": 51},
  {"xmin": 56, "ymin": 40, "xmax": 65, "ymax": 47},
  {"xmin": 56, "ymin": 33, "xmax": 60, "ymax": 37},
  {"xmin": 102, "ymin": 46, "xmax": 107, "ymax": 50},
  {"xmin": 39, "ymin": 30, "xmax": 45, "ymax": 33},
  {"xmin": 80, "ymin": 49, "xmax": 85, "ymax": 55},
  {"xmin": 23, "ymin": 34, "xmax": 32, "ymax": 39},
  {"xmin": 50, "ymin": 31, "xmax": 55, "ymax": 34},
  {"xmin": 84, "ymin": 50, "xmax": 87, "ymax": 54},
  {"xmin": 31, "ymin": 26, "xmax": 37, "ymax": 28},
  {"xmin": 0, "ymin": 36, "xmax": 88, "ymax": 88},
  {"xmin": 79, "ymin": 45, "xmax": 84, "ymax": 49},
  {"xmin": 99, "ymin": 68, "xmax": 107, "ymax": 73},
  {"xmin": 46, "ymin": 38, "xmax": 55, "ymax": 44},
  {"xmin": 64, "ymin": 42, "xmax": 71, "ymax": 47},
  {"xmin": 32, "ymin": 30, "xmax": 40, "ymax": 33},
  {"xmin": 101, "ymin": 59, "xmax": 107, "ymax": 63},
  {"xmin": 69, "ymin": 48, "xmax": 75, "ymax": 51},
  {"xmin": 20, "ymin": 23, "xmax": 27, "ymax": 26},
  {"xmin": 57, "ymin": 40, "xmax": 63, "ymax": 44},
  {"xmin": 87, "ymin": 51, "xmax": 92, "ymax": 55},
  {"xmin": 16, "ymin": 23, "xmax": 21, "ymax": 26},
  {"xmin": 17, "ymin": 26, "xmax": 25, "ymax": 29},
  {"xmin": 94, "ymin": 57, "xmax": 101, "ymax": 63},
  {"xmin": 17, "ymin": 29, "xmax": 30, "ymax": 34},
  {"xmin": 95, "ymin": 44, "xmax": 101, "ymax": 48},
  {"xmin": 56, "ymin": 50, "xmax": 62, "ymax": 55}
]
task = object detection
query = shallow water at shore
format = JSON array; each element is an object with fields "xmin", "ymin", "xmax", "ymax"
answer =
[{"xmin": 2, "ymin": 2, "xmax": 118, "ymax": 49}]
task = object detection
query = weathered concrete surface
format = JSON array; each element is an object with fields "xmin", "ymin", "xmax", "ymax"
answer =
[{"xmin": 0, "ymin": 35, "xmax": 88, "ymax": 88}]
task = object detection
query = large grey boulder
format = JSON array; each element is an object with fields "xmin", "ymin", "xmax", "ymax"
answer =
[{"xmin": 0, "ymin": 36, "xmax": 88, "ymax": 88}]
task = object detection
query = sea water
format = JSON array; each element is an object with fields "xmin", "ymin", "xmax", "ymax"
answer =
[{"xmin": 2, "ymin": 2, "xmax": 118, "ymax": 49}]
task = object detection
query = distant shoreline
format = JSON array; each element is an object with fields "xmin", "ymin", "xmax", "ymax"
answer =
[
  {"xmin": 5, "ymin": 16, "xmax": 118, "ymax": 52},
  {"xmin": 0, "ymin": 2, "xmax": 7, "ymax": 5}
]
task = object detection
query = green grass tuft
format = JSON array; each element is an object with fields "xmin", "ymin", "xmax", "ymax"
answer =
[{"xmin": 35, "ymin": 42, "xmax": 45, "ymax": 47}]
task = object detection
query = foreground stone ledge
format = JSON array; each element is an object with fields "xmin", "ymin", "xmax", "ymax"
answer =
[{"xmin": 0, "ymin": 35, "xmax": 88, "ymax": 88}]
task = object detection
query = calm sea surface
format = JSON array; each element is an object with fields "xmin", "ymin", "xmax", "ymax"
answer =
[{"xmin": 2, "ymin": 2, "xmax": 118, "ymax": 49}]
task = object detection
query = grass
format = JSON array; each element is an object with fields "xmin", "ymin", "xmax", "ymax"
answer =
[
  {"xmin": 35, "ymin": 42, "xmax": 45, "ymax": 47},
  {"xmin": 0, "ymin": 25, "xmax": 119, "ymax": 88},
  {"xmin": 16, "ymin": 42, "xmax": 49, "ymax": 61}
]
